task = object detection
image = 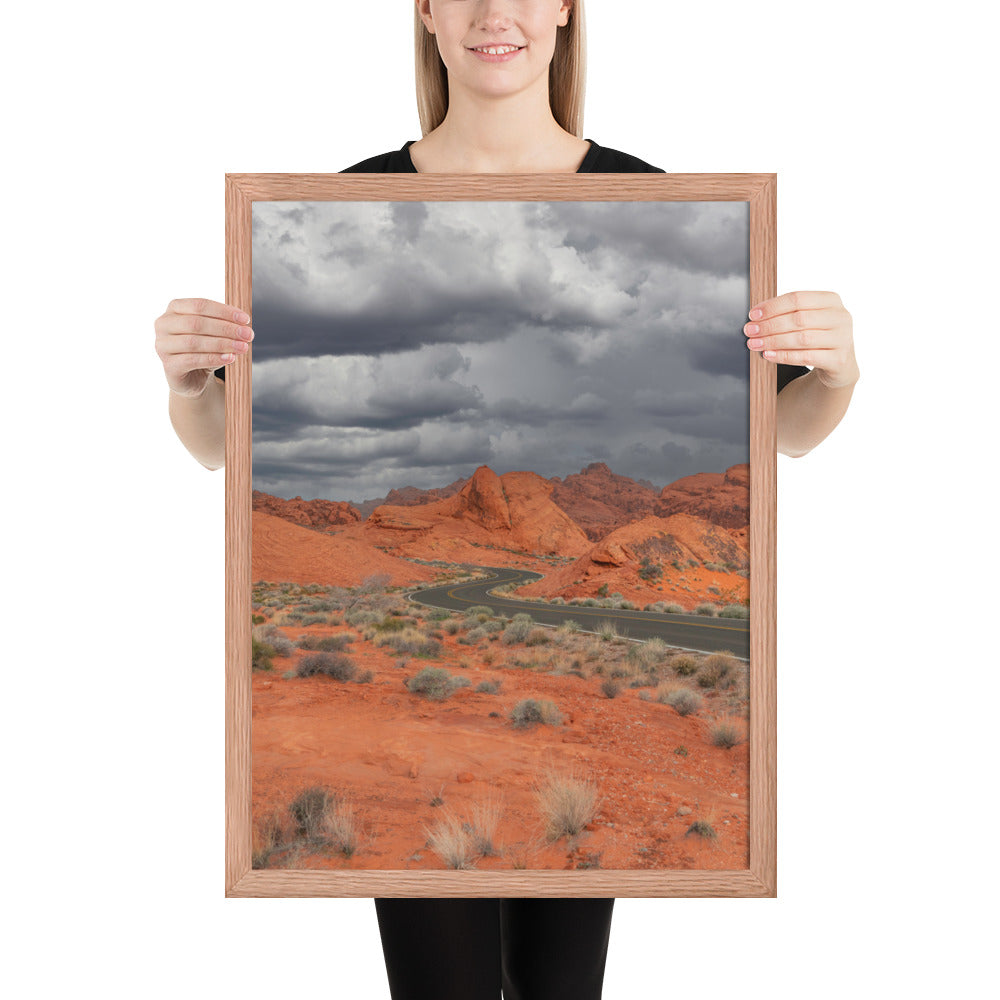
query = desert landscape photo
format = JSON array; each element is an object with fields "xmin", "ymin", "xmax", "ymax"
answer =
[{"xmin": 248, "ymin": 197, "xmax": 753, "ymax": 872}]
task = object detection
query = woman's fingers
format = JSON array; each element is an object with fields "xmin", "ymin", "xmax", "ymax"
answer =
[
  {"xmin": 165, "ymin": 297, "xmax": 250, "ymax": 326},
  {"xmin": 748, "ymin": 290, "xmax": 842, "ymax": 322},
  {"xmin": 746, "ymin": 290, "xmax": 858, "ymax": 389},
  {"xmin": 154, "ymin": 298, "xmax": 253, "ymax": 395}
]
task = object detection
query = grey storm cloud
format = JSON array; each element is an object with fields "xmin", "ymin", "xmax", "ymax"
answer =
[{"xmin": 249, "ymin": 199, "xmax": 750, "ymax": 501}]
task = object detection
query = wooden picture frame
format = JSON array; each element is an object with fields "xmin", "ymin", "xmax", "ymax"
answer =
[{"xmin": 224, "ymin": 172, "xmax": 777, "ymax": 898}]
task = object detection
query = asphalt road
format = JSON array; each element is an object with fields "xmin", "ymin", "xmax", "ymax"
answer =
[{"xmin": 406, "ymin": 565, "xmax": 749, "ymax": 659}]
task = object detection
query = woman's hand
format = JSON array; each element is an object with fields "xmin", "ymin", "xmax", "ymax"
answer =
[
  {"xmin": 154, "ymin": 297, "xmax": 254, "ymax": 397},
  {"xmin": 744, "ymin": 290, "xmax": 859, "ymax": 389}
]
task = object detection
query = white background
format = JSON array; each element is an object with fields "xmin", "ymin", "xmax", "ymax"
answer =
[{"xmin": 4, "ymin": 1, "xmax": 995, "ymax": 997}]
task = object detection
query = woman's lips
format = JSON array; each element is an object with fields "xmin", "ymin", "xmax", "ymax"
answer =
[{"xmin": 467, "ymin": 45, "xmax": 525, "ymax": 63}]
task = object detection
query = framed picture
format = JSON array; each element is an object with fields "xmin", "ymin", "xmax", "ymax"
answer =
[{"xmin": 224, "ymin": 172, "xmax": 778, "ymax": 898}]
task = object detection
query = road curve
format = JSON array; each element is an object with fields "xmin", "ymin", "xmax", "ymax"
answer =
[{"xmin": 406, "ymin": 565, "xmax": 749, "ymax": 659}]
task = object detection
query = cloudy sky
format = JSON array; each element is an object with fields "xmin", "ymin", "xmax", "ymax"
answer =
[{"xmin": 251, "ymin": 198, "xmax": 750, "ymax": 504}]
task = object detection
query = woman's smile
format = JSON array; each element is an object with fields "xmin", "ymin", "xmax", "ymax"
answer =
[{"xmin": 466, "ymin": 43, "xmax": 526, "ymax": 62}]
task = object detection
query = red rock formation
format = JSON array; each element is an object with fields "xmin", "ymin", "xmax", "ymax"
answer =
[
  {"xmin": 361, "ymin": 465, "xmax": 591, "ymax": 559},
  {"xmin": 657, "ymin": 464, "xmax": 749, "ymax": 530},
  {"xmin": 355, "ymin": 479, "xmax": 466, "ymax": 520},
  {"xmin": 252, "ymin": 510, "xmax": 433, "ymax": 587},
  {"xmin": 549, "ymin": 462, "xmax": 661, "ymax": 541},
  {"xmin": 517, "ymin": 512, "xmax": 748, "ymax": 610},
  {"xmin": 252, "ymin": 490, "xmax": 360, "ymax": 530}
]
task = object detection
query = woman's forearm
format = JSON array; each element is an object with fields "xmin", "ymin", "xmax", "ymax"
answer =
[
  {"xmin": 168, "ymin": 375, "xmax": 226, "ymax": 470},
  {"xmin": 776, "ymin": 368, "xmax": 859, "ymax": 458}
]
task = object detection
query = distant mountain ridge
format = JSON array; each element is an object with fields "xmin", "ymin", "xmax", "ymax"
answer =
[{"xmin": 255, "ymin": 461, "xmax": 749, "ymax": 542}]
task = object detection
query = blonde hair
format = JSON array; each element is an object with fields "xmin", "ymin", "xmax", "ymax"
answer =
[{"xmin": 414, "ymin": 1, "xmax": 587, "ymax": 138}]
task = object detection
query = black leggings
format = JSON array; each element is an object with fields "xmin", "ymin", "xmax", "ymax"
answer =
[{"xmin": 374, "ymin": 897, "xmax": 615, "ymax": 1000}]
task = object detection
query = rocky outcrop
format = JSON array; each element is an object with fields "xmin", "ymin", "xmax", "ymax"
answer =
[
  {"xmin": 354, "ymin": 478, "xmax": 465, "ymax": 520},
  {"xmin": 549, "ymin": 462, "xmax": 661, "ymax": 540},
  {"xmin": 252, "ymin": 490, "xmax": 360, "ymax": 530},
  {"xmin": 657, "ymin": 464, "xmax": 750, "ymax": 530},
  {"xmin": 362, "ymin": 465, "xmax": 591, "ymax": 558}
]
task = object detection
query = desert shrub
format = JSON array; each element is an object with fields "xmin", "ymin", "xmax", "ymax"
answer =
[
  {"xmin": 406, "ymin": 666, "xmax": 470, "ymax": 701},
  {"xmin": 297, "ymin": 632, "xmax": 356, "ymax": 652},
  {"xmin": 719, "ymin": 604, "xmax": 750, "ymax": 619},
  {"xmin": 663, "ymin": 688, "xmax": 702, "ymax": 716},
  {"xmin": 596, "ymin": 621, "xmax": 618, "ymax": 642},
  {"xmin": 671, "ymin": 654, "xmax": 700, "ymax": 676},
  {"xmin": 377, "ymin": 629, "xmax": 442, "ymax": 659},
  {"xmin": 344, "ymin": 608, "xmax": 382, "ymax": 627},
  {"xmin": 558, "ymin": 620, "xmax": 580, "ymax": 634},
  {"xmin": 253, "ymin": 622, "xmax": 289, "ymax": 645},
  {"xmin": 627, "ymin": 638, "xmax": 667, "ymax": 672},
  {"xmin": 289, "ymin": 786, "xmax": 336, "ymax": 838},
  {"xmin": 476, "ymin": 679, "xmax": 501, "ymax": 694},
  {"xmin": 251, "ymin": 808, "xmax": 286, "ymax": 868},
  {"xmin": 252, "ymin": 637, "xmax": 276, "ymax": 672},
  {"xmin": 663, "ymin": 603, "xmax": 684, "ymax": 614},
  {"xmin": 525, "ymin": 628, "xmax": 551, "ymax": 647},
  {"xmin": 510, "ymin": 699, "xmax": 563, "ymax": 728},
  {"xmin": 696, "ymin": 652, "xmax": 738, "ymax": 689},
  {"xmin": 694, "ymin": 603, "xmax": 719, "ymax": 617},
  {"xmin": 457, "ymin": 627, "xmax": 485, "ymax": 646},
  {"xmin": 355, "ymin": 669, "xmax": 374, "ymax": 684},
  {"xmin": 685, "ymin": 820, "xmax": 717, "ymax": 840},
  {"xmin": 638, "ymin": 556, "xmax": 663, "ymax": 581},
  {"xmin": 442, "ymin": 619, "xmax": 462, "ymax": 635},
  {"xmin": 299, "ymin": 614, "xmax": 329, "ymax": 626},
  {"xmin": 501, "ymin": 614, "xmax": 534, "ymax": 645},
  {"xmin": 374, "ymin": 616, "xmax": 406, "ymax": 633},
  {"xmin": 597, "ymin": 583, "xmax": 609, "ymax": 597},
  {"xmin": 709, "ymin": 716, "xmax": 745, "ymax": 749},
  {"xmin": 601, "ymin": 678, "xmax": 622, "ymax": 699},
  {"xmin": 704, "ymin": 562, "xmax": 726, "ymax": 572},
  {"xmin": 464, "ymin": 605, "xmax": 495, "ymax": 620},
  {"xmin": 297, "ymin": 652, "xmax": 357, "ymax": 682},
  {"xmin": 534, "ymin": 770, "xmax": 599, "ymax": 841}
]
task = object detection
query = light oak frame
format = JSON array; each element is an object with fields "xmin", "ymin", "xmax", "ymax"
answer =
[{"xmin": 224, "ymin": 172, "xmax": 778, "ymax": 898}]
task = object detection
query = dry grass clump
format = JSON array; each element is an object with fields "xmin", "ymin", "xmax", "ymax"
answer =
[
  {"xmin": 252, "ymin": 637, "xmax": 276, "ymax": 672},
  {"xmin": 510, "ymin": 698, "xmax": 563, "ymax": 728},
  {"xmin": 657, "ymin": 686, "xmax": 702, "ymax": 716},
  {"xmin": 719, "ymin": 603, "xmax": 750, "ymax": 619},
  {"xmin": 253, "ymin": 623, "xmax": 296, "ymax": 656},
  {"xmin": 685, "ymin": 819, "xmax": 718, "ymax": 840},
  {"xmin": 296, "ymin": 632, "xmax": 356, "ymax": 652},
  {"xmin": 533, "ymin": 768, "xmax": 601, "ymax": 842},
  {"xmin": 708, "ymin": 715, "xmax": 746, "ymax": 749},
  {"xmin": 670, "ymin": 654, "xmax": 700, "ymax": 676},
  {"xmin": 296, "ymin": 651, "xmax": 357, "ymax": 682},
  {"xmin": 469, "ymin": 789, "xmax": 504, "ymax": 857},
  {"xmin": 694, "ymin": 603, "xmax": 719, "ymax": 617},
  {"xmin": 600, "ymin": 677, "xmax": 622, "ymax": 699},
  {"xmin": 376, "ymin": 628, "xmax": 443, "ymax": 659},
  {"xmin": 525, "ymin": 627, "xmax": 551, "ymax": 646},
  {"xmin": 423, "ymin": 790, "xmax": 506, "ymax": 868},
  {"xmin": 406, "ymin": 666, "xmax": 471, "ymax": 701},
  {"xmin": 696, "ymin": 652, "xmax": 740, "ymax": 689}
]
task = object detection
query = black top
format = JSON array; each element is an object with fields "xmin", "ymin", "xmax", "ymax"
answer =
[
  {"xmin": 216, "ymin": 139, "xmax": 809, "ymax": 392},
  {"xmin": 341, "ymin": 137, "xmax": 666, "ymax": 174}
]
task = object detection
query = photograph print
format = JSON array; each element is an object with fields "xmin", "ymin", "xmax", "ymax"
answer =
[{"xmin": 247, "ymin": 195, "xmax": 753, "ymax": 875}]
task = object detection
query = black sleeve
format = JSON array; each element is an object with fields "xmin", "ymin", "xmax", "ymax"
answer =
[{"xmin": 777, "ymin": 363, "xmax": 809, "ymax": 393}]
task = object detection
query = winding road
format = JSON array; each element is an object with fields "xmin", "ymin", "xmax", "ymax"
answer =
[{"xmin": 406, "ymin": 566, "xmax": 749, "ymax": 659}]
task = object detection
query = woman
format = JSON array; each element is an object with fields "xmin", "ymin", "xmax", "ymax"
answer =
[{"xmin": 155, "ymin": 3, "xmax": 859, "ymax": 997}]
